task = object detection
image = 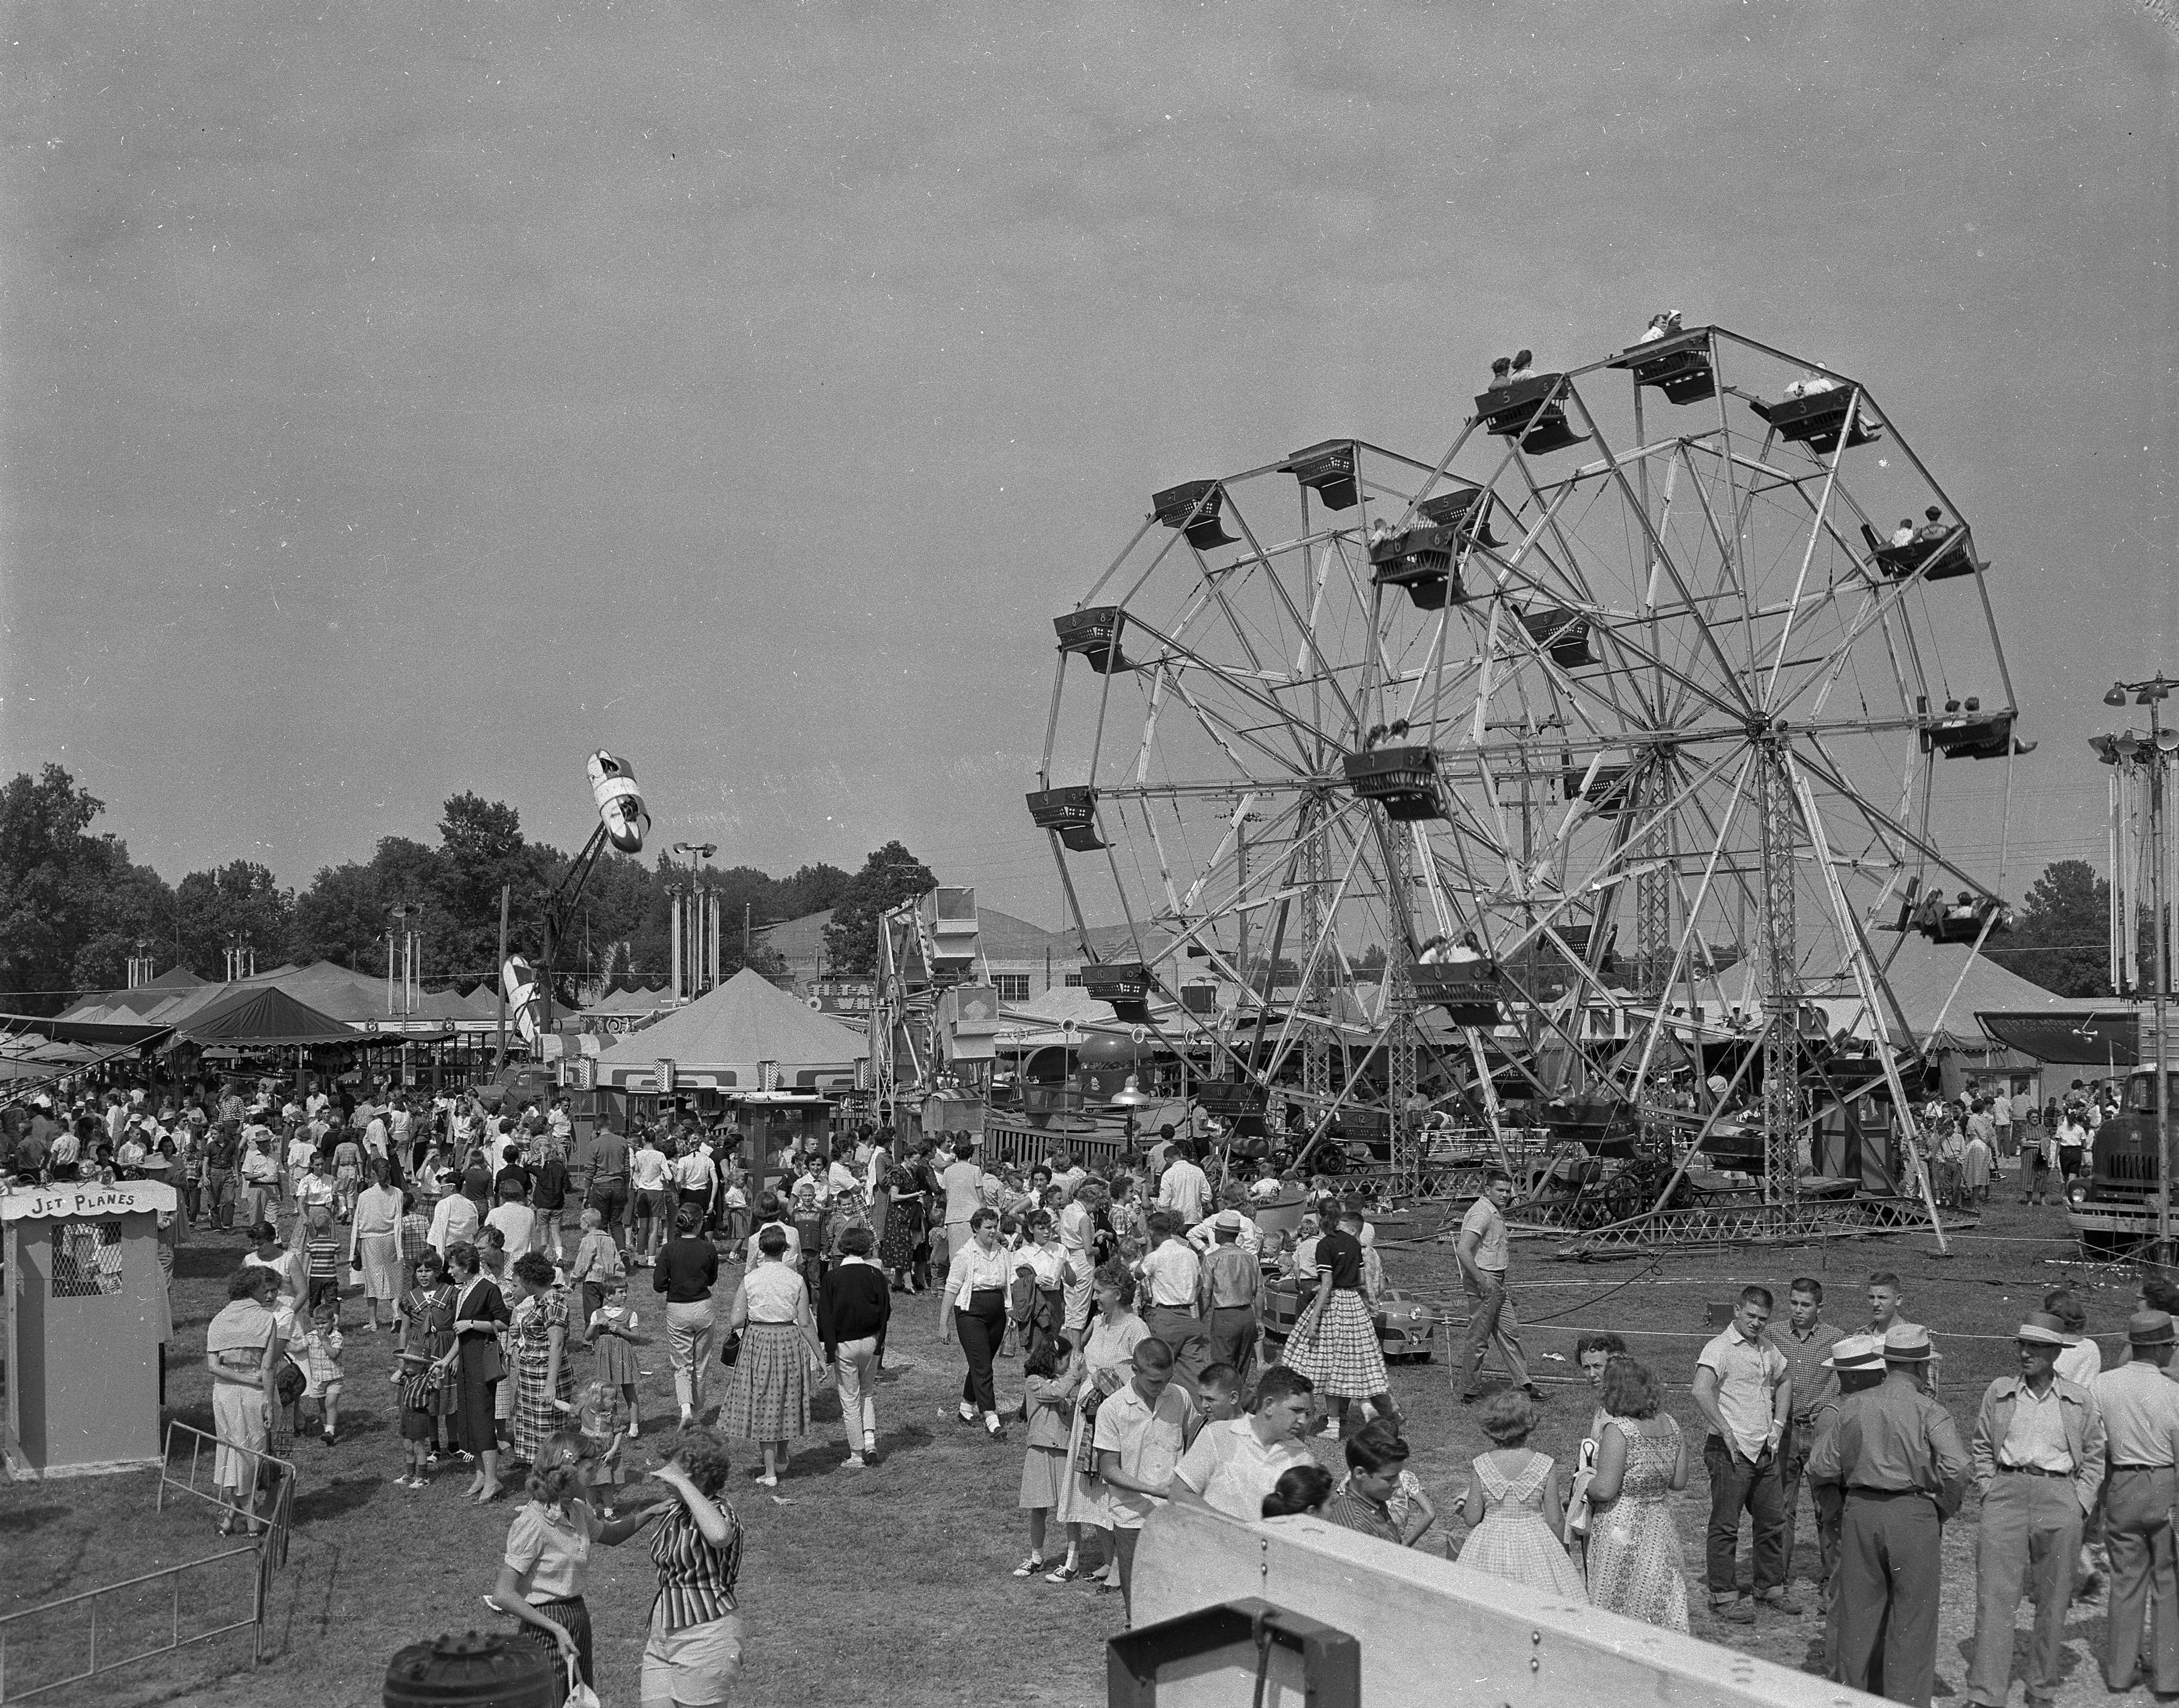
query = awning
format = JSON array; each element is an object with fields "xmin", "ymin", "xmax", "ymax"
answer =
[
  {"xmin": 0, "ymin": 1012, "xmax": 175, "ymax": 1049},
  {"xmin": 1975, "ymin": 1011, "xmax": 2138, "ymax": 1067}
]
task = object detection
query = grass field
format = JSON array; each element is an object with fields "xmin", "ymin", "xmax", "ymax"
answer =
[{"xmin": 0, "ymin": 1180, "xmax": 2155, "ymax": 1707}]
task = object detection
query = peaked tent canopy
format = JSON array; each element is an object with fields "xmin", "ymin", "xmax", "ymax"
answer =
[
  {"xmin": 594, "ymin": 968, "xmax": 864, "ymax": 1092},
  {"xmin": 167, "ymin": 985, "xmax": 361, "ymax": 1047}
]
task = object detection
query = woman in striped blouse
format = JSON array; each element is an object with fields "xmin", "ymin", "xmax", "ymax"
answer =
[{"xmin": 640, "ymin": 1428, "xmax": 745, "ymax": 1708}]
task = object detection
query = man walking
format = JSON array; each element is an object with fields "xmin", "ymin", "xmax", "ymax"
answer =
[
  {"xmin": 1966, "ymin": 1311, "xmax": 2107, "ymax": 1708},
  {"xmin": 1692, "ymin": 1285, "xmax": 1799, "ymax": 1623},
  {"xmin": 1198, "ymin": 1210, "xmax": 1260, "ymax": 1386},
  {"xmin": 1777, "ymin": 1277, "xmax": 1844, "ymax": 1605},
  {"xmin": 2088, "ymin": 1310, "xmax": 2179, "ymax": 1694},
  {"xmin": 1456, "ymin": 1169, "xmax": 1534, "ymax": 1403},
  {"xmin": 1806, "ymin": 1325, "xmax": 1968, "ymax": 1707},
  {"xmin": 1138, "ymin": 1210, "xmax": 1207, "ymax": 1390}
]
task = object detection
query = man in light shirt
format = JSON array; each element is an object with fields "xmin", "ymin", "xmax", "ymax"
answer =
[
  {"xmin": 1137, "ymin": 1211, "xmax": 1206, "ymax": 1391},
  {"xmin": 1966, "ymin": 1311, "xmax": 2106, "ymax": 1708},
  {"xmin": 629, "ymin": 1131, "xmax": 671, "ymax": 1265},
  {"xmin": 938, "ymin": 1138, "xmax": 988, "ymax": 1269},
  {"xmin": 2090, "ymin": 1311, "xmax": 2179, "ymax": 1694},
  {"xmin": 1093, "ymin": 1339, "xmax": 1192, "ymax": 1618},
  {"xmin": 1456, "ymin": 1169, "xmax": 1533, "ymax": 1403},
  {"xmin": 1693, "ymin": 1285, "xmax": 1797, "ymax": 1623},
  {"xmin": 1170, "ymin": 1366, "xmax": 1316, "ymax": 1521},
  {"xmin": 1156, "ymin": 1141, "xmax": 1210, "ymax": 1224}
]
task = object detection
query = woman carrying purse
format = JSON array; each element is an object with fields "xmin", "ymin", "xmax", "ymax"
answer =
[{"xmin": 442, "ymin": 1240, "xmax": 512, "ymax": 1502}]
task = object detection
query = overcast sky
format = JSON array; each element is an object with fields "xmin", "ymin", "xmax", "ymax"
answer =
[{"xmin": 2, "ymin": 1, "xmax": 2172, "ymax": 929}]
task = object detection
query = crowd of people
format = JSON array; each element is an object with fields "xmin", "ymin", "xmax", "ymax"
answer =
[{"xmin": 7, "ymin": 1067, "xmax": 2176, "ymax": 1708}]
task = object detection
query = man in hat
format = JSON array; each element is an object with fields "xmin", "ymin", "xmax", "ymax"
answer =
[
  {"xmin": 2088, "ymin": 1310, "xmax": 2179, "ymax": 1693},
  {"xmin": 1803, "ymin": 1334, "xmax": 1887, "ymax": 1634},
  {"xmin": 1197, "ymin": 1210, "xmax": 1261, "ymax": 1387},
  {"xmin": 1966, "ymin": 1311, "xmax": 2108, "ymax": 1708},
  {"xmin": 1806, "ymin": 1324, "xmax": 1968, "ymax": 1708}
]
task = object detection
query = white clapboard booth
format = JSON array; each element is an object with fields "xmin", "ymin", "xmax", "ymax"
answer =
[{"xmin": 3, "ymin": 1178, "xmax": 175, "ymax": 1479}]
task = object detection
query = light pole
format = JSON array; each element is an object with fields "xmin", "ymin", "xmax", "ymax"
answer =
[
  {"xmin": 668, "ymin": 842, "xmax": 718, "ymax": 999},
  {"xmin": 2094, "ymin": 671, "xmax": 2179, "ymax": 1250}
]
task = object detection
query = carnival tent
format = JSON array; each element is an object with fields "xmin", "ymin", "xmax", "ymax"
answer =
[
  {"xmin": 593, "ymin": 967, "xmax": 863, "ymax": 1091},
  {"xmin": 165, "ymin": 985, "xmax": 361, "ymax": 1047}
]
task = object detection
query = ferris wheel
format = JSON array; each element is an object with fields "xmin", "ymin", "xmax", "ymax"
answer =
[{"xmin": 1030, "ymin": 323, "xmax": 2022, "ymax": 1235}]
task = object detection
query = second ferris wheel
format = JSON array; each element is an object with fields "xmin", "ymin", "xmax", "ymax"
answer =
[{"xmin": 1028, "ymin": 323, "xmax": 2025, "ymax": 1248}]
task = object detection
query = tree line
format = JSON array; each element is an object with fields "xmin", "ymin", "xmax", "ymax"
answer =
[{"xmin": 0, "ymin": 763, "xmax": 937, "ymax": 1016}]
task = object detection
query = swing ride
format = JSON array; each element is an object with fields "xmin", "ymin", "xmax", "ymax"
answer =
[{"xmin": 1029, "ymin": 324, "xmax": 2027, "ymax": 1253}]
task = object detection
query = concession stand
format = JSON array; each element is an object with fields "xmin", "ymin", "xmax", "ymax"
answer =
[{"xmin": 3, "ymin": 1176, "xmax": 175, "ymax": 1479}]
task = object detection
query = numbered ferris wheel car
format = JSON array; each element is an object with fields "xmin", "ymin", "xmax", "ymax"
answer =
[
  {"xmin": 1375, "ymin": 1289, "xmax": 1437, "ymax": 1362},
  {"xmin": 587, "ymin": 750, "xmax": 651, "ymax": 855},
  {"xmin": 501, "ymin": 954, "xmax": 544, "ymax": 1045}
]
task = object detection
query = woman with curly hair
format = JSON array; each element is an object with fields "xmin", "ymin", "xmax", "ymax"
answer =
[
  {"xmin": 640, "ymin": 1428, "xmax": 747, "ymax": 1708},
  {"xmin": 1583, "ymin": 1355, "xmax": 1690, "ymax": 1631},
  {"xmin": 508, "ymin": 1251, "xmax": 575, "ymax": 1465},
  {"xmin": 492, "ymin": 1431, "xmax": 673, "ymax": 1705}
]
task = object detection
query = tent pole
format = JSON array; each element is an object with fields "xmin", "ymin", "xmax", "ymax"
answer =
[{"xmin": 494, "ymin": 885, "xmax": 510, "ymax": 1072}]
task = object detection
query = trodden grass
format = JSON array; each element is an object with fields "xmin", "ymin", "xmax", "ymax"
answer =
[{"xmin": 0, "ymin": 1182, "xmax": 2148, "ymax": 1706}]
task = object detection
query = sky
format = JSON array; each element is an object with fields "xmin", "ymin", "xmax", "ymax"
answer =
[{"xmin": 2, "ymin": 0, "xmax": 2173, "ymax": 932}]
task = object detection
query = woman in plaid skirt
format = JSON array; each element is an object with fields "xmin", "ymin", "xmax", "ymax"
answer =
[
  {"xmin": 507, "ymin": 1252, "xmax": 574, "ymax": 1464},
  {"xmin": 1278, "ymin": 1203, "xmax": 1403, "ymax": 1441},
  {"xmin": 720, "ymin": 1225, "xmax": 822, "ymax": 1487}
]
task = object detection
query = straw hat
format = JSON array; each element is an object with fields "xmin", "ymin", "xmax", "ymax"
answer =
[
  {"xmin": 1882, "ymin": 1324, "xmax": 1938, "ymax": 1362},
  {"xmin": 2014, "ymin": 1311, "xmax": 2072, "ymax": 1347}
]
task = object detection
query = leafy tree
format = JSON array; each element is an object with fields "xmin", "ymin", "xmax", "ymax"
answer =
[
  {"xmin": 822, "ymin": 842, "xmax": 938, "ymax": 975},
  {"xmin": 71, "ymin": 857, "xmax": 180, "ymax": 990},
  {"xmin": 2003, "ymin": 859, "xmax": 2111, "ymax": 998},
  {"xmin": 0, "ymin": 765, "xmax": 175, "ymax": 1012},
  {"xmin": 174, "ymin": 861, "xmax": 295, "ymax": 977}
]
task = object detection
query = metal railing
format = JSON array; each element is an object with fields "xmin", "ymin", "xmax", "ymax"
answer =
[
  {"xmin": 0, "ymin": 1545, "xmax": 264, "ymax": 1703},
  {"xmin": 0, "ymin": 1423, "xmax": 296, "ymax": 1703}
]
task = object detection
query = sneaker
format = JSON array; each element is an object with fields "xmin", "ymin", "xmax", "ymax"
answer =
[
  {"xmin": 986, "ymin": 1420, "xmax": 1007, "ymax": 1442},
  {"xmin": 1316, "ymin": 1421, "xmax": 1342, "ymax": 1440},
  {"xmin": 957, "ymin": 1406, "xmax": 978, "ymax": 1425},
  {"xmin": 844, "ymin": 1453, "xmax": 868, "ymax": 1469},
  {"xmin": 1759, "ymin": 1589, "xmax": 1804, "ymax": 1616},
  {"xmin": 1715, "ymin": 1597, "xmax": 1756, "ymax": 1625},
  {"xmin": 1013, "ymin": 1555, "xmax": 1046, "ymax": 1579}
]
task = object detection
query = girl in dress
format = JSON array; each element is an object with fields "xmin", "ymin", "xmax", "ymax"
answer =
[
  {"xmin": 586, "ymin": 1285, "xmax": 643, "ymax": 1440},
  {"xmin": 1050, "ymin": 1263, "xmax": 1147, "ymax": 1589},
  {"xmin": 574, "ymin": 1376, "xmax": 630, "ymax": 1519},
  {"xmin": 1014, "ymin": 1334, "xmax": 1076, "ymax": 1578},
  {"xmin": 1583, "ymin": 1355, "xmax": 1690, "ymax": 1631},
  {"xmin": 507, "ymin": 1252, "xmax": 574, "ymax": 1466},
  {"xmin": 1457, "ymin": 1389, "xmax": 1586, "ymax": 1600},
  {"xmin": 394, "ymin": 1251, "xmax": 458, "ymax": 1485}
]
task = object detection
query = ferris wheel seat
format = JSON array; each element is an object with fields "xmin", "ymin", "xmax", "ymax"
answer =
[
  {"xmin": 1151, "ymin": 479, "xmax": 1240, "ymax": 550},
  {"xmin": 1518, "ymin": 607, "xmax": 1597, "ymax": 668},
  {"xmin": 1610, "ymin": 334, "xmax": 1719, "ymax": 404},
  {"xmin": 1866, "ymin": 527, "xmax": 1984, "ymax": 583},
  {"xmin": 1027, "ymin": 785, "xmax": 1108, "ymax": 851},
  {"xmin": 1411, "ymin": 962, "xmax": 1506, "ymax": 1020},
  {"xmin": 1343, "ymin": 744, "xmax": 1446, "ymax": 821},
  {"xmin": 1281, "ymin": 440, "xmax": 1359, "ymax": 510},
  {"xmin": 1053, "ymin": 607, "xmax": 1130, "ymax": 674},
  {"xmin": 1474, "ymin": 375, "xmax": 1592, "ymax": 453},
  {"xmin": 1081, "ymin": 962, "xmax": 1154, "ymax": 1022},
  {"xmin": 1562, "ymin": 763, "xmax": 1635, "ymax": 816},
  {"xmin": 1369, "ymin": 524, "xmax": 1468, "ymax": 611},
  {"xmin": 1749, "ymin": 389, "xmax": 1884, "ymax": 453},
  {"xmin": 1414, "ymin": 485, "xmax": 1503, "ymax": 545}
]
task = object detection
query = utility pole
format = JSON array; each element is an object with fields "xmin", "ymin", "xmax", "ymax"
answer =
[{"xmin": 494, "ymin": 883, "xmax": 511, "ymax": 1072}]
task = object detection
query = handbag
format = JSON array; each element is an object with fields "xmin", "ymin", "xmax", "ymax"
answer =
[
  {"xmin": 564, "ymin": 1655, "xmax": 601, "ymax": 1708},
  {"xmin": 719, "ymin": 1328, "xmax": 743, "ymax": 1368},
  {"xmin": 275, "ymin": 1357, "xmax": 307, "ymax": 1408},
  {"xmin": 1074, "ymin": 1376, "xmax": 1116, "ymax": 1476}
]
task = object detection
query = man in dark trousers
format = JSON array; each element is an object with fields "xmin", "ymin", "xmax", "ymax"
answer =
[
  {"xmin": 1805, "ymin": 1324, "xmax": 1968, "ymax": 1708},
  {"xmin": 1966, "ymin": 1311, "xmax": 2107, "ymax": 1708},
  {"xmin": 2087, "ymin": 1310, "xmax": 2179, "ymax": 1694}
]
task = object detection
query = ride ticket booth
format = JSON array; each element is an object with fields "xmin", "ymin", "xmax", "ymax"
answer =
[{"xmin": 3, "ymin": 1178, "xmax": 174, "ymax": 1479}]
